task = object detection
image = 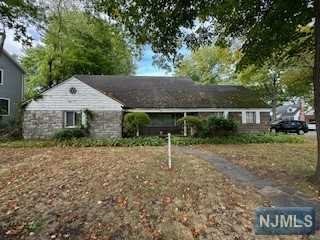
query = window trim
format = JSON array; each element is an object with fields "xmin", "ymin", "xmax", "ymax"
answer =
[
  {"xmin": 0, "ymin": 69, "xmax": 3, "ymax": 85},
  {"xmin": 0, "ymin": 98, "xmax": 10, "ymax": 116},
  {"xmin": 64, "ymin": 111, "xmax": 81, "ymax": 128}
]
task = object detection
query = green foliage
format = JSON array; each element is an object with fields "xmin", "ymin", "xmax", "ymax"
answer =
[
  {"xmin": 0, "ymin": 137, "xmax": 165, "ymax": 148},
  {"xmin": 88, "ymin": 1, "xmax": 312, "ymax": 66},
  {"xmin": 0, "ymin": 118, "xmax": 22, "ymax": 139},
  {"xmin": 206, "ymin": 116, "xmax": 238, "ymax": 136},
  {"xmin": 177, "ymin": 116, "xmax": 204, "ymax": 136},
  {"xmin": 57, "ymin": 137, "xmax": 165, "ymax": 147},
  {"xmin": 22, "ymin": 11, "xmax": 134, "ymax": 97},
  {"xmin": 237, "ymin": 64, "xmax": 281, "ymax": 102},
  {"xmin": 123, "ymin": 112, "xmax": 151, "ymax": 137},
  {"xmin": 0, "ymin": 134, "xmax": 304, "ymax": 148},
  {"xmin": 172, "ymin": 134, "xmax": 304, "ymax": 145},
  {"xmin": 53, "ymin": 128, "xmax": 86, "ymax": 141},
  {"xmin": 82, "ymin": 109, "xmax": 94, "ymax": 131},
  {"xmin": 177, "ymin": 116, "xmax": 203, "ymax": 129},
  {"xmin": 1, "ymin": 0, "xmax": 43, "ymax": 46},
  {"xmin": 176, "ymin": 46, "xmax": 240, "ymax": 84}
]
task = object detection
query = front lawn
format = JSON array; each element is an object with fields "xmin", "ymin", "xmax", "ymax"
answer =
[
  {"xmin": 0, "ymin": 146, "xmax": 266, "ymax": 239},
  {"xmin": 198, "ymin": 138, "xmax": 318, "ymax": 198}
]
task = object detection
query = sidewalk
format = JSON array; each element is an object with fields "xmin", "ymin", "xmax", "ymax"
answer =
[{"xmin": 176, "ymin": 146, "xmax": 320, "ymax": 230}]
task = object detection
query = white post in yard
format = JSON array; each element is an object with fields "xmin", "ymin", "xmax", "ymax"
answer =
[
  {"xmin": 168, "ymin": 133, "xmax": 172, "ymax": 169},
  {"xmin": 183, "ymin": 112, "xmax": 187, "ymax": 136}
]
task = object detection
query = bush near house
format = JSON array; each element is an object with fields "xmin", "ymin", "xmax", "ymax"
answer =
[
  {"xmin": 177, "ymin": 116, "xmax": 204, "ymax": 136},
  {"xmin": 177, "ymin": 115, "xmax": 238, "ymax": 137},
  {"xmin": 0, "ymin": 118, "xmax": 22, "ymax": 139},
  {"xmin": 123, "ymin": 112, "xmax": 151, "ymax": 137},
  {"xmin": 53, "ymin": 128, "xmax": 87, "ymax": 141},
  {"xmin": 206, "ymin": 116, "xmax": 238, "ymax": 136},
  {"xmin": 172, "ymin": 134, "xmax": 304, "ymax": 145}
]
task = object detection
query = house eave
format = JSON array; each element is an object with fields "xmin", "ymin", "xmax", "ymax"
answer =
[{"xmin": 125, "ymin": 108, "xmax": 272, "ymax": 113}]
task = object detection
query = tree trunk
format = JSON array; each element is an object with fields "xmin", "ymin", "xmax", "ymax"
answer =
[
  {"xmin": 271, "ymin": 96, "xmax": 277, "ymax": 121},
  {"xmin": 48, "ymin": 59, "xmax": 53, "ymax": 87},
  {"xmin": 313, "ymin": 0, "xmax": 320, "ymax": 182},
  {"xmin": 271, "ymin": 71, "xmax": 278, "ymax": 121},
  {"xmin": 136, "ymin": 127, "xmax": 139, "ymax": 137}
]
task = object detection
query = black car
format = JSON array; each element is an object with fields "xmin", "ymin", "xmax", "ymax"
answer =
[{"xmin": 270, "ymin": 120, "xmax": 309, "ymax": 135}]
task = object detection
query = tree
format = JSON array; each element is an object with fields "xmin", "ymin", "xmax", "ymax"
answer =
[
  {"xmin": 123, "ymin": 112, "xmax": 151, "ymax": 137},
  {"xmin": 313, "ymin": 0, "xmax": 320, "ymax": 181},
  {"xmin": 237, "ymin": 65, "xmax": 280, "ymax": 121},
  {"xmin": 176, "ymin": 46, "xmax": 239, "ymax": 84},
  {"xmin": 280, "ymin": 26, "xmax": 314, "ymax": 105},
  {"xmin": 87, "ymin": 0, "xmax": 320, "ymax": 181},
  {"xmin": 22, "ymin": 11, "xmax": 134, "ymax": 97},
  {"xmin": 0, "ymin": 0, "xmax": 43, "ymax": 47}
]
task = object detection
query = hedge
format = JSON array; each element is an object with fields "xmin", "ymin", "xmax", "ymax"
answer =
[
  {"xmin": 171, "ymin": 134, "xmax": 304, "ymax": 145},
  {"xmin": 0, "ymin": 134, "xmax": 304, "ymax": 148}
]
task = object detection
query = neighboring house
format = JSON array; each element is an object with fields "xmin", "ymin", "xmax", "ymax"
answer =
[
  {"xmin": 276, "ymin": 100, "xmax": 310, "ymax": 122},
  {"xmin": 23, "ymin": 75, "xmax": 271, "ymax": 139},
  {"xmin": 0, "ymin": 49, "xmax": 24, "ymax": 123},
  {"xmin": 276, "ymin": 104, "xmax": 301, "ymax": 121}
]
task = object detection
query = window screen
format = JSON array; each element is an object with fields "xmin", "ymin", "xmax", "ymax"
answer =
[
  {"xmin": 65, "ymin": 112, "xmax": 82, "ymax": 127},
  {"xmin": 246, "ymin": 112, "xmax": 256, "ymax": 123},
  {"xmin": 65, "ymin": 112, "xmax": 75, "ymax": 127}
]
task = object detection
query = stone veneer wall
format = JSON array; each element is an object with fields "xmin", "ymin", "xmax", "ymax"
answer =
[
  {"xmin": 23, "ymin": 110, "xmax": 64, "ymax": 139},
  {"xmin": 89, "ymin": 111, "xmax": 122, "ymax": 138},
  {"xmin": 23, "ymin": 110, "xmax": 122, "ymax": 139}
]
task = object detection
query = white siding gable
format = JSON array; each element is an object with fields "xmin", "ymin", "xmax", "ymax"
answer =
[{"xmin": 26, "ymin": 77, "xmax": 123, "ymax": 111}]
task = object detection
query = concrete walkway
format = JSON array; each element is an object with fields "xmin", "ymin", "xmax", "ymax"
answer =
[{"xmin": 176, "ymin": 146, "xmax": 320, "ymax": 229}]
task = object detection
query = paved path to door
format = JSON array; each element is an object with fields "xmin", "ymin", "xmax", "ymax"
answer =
[{"xmin": 176, "ymin": 146, "xmax": 320, "ymax": 229}]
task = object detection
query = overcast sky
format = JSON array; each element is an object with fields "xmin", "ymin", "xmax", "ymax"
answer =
[{"xmin": 4, "ymin": 29, "xmax": 173, "ymax": 76}]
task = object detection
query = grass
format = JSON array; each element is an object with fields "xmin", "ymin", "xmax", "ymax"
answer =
[
  {"xmin": 0, "ymin": 133, "xmax": 304, "ymax": 148},
  {"xmin": 0, "ymin": 146, "xmax": 271, "ymax": 239},
  {"xmin": 198, "ymin": 137, "xmax": 319, "ymax": 198}
]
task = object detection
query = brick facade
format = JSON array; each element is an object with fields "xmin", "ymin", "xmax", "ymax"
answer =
[
  {"xmin": 238, "ymin": 112, "xmax": 270, "ymax": 133},
  {"xmin": 200, "ymin": 111, "xmax": 270, "ymax": 133},
  {"xmin": 23, "ymin": 110, "xmax": 122, "ymax": 139}
]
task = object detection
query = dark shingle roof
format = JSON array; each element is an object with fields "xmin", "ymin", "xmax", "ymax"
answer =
[{"xmin": 74, "ymin": 75, "xmax": 269, "ymax": 109}]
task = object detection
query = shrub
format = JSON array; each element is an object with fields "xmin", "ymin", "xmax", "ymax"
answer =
[
  {"xmin": 172, "ymin": 133, "xmax": 304, "ymax": 145},
  {"xmin": 0, "ymin": 118, "xmax": 22, "ymax": 139},
  {"xmin": 53, "ymin": 128, "xmax": 86, "ymax": 141},
  {"xmin": 58, "ymin": 137, "xmax": 165, "ymax": 147},
  {"xmin": 0, "ymin": 134, "xmax": 303, "ymax": 148},
  {"xmin": 177, "ymin": 116, "xmax": 204, "ymax": 136},
  {"xmin": 206, "ymin": 116, "xmax": 238, "ymax": 136},
  {"xmin": 123, "ymin": 112, "xmax": 151, "ymax": 137}
]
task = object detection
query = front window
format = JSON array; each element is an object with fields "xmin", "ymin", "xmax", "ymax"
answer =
[
  {"xmin": 64, "ymin": 111, "xmax": 81, "ymax": 128},
  {"xmin": 246, "ymin": 112, "xmax": 256, "ymax": 124},
  {"xmin": 0, "ymin": 98, "xmax": 9, "ymax": 116},
  {"xmin": 0, "ymin": 69, "xmax": 3, "ymax": 85},
  {"xmin": 148, "ymin": 113, "xmax": 177, "ymax": 127}
]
